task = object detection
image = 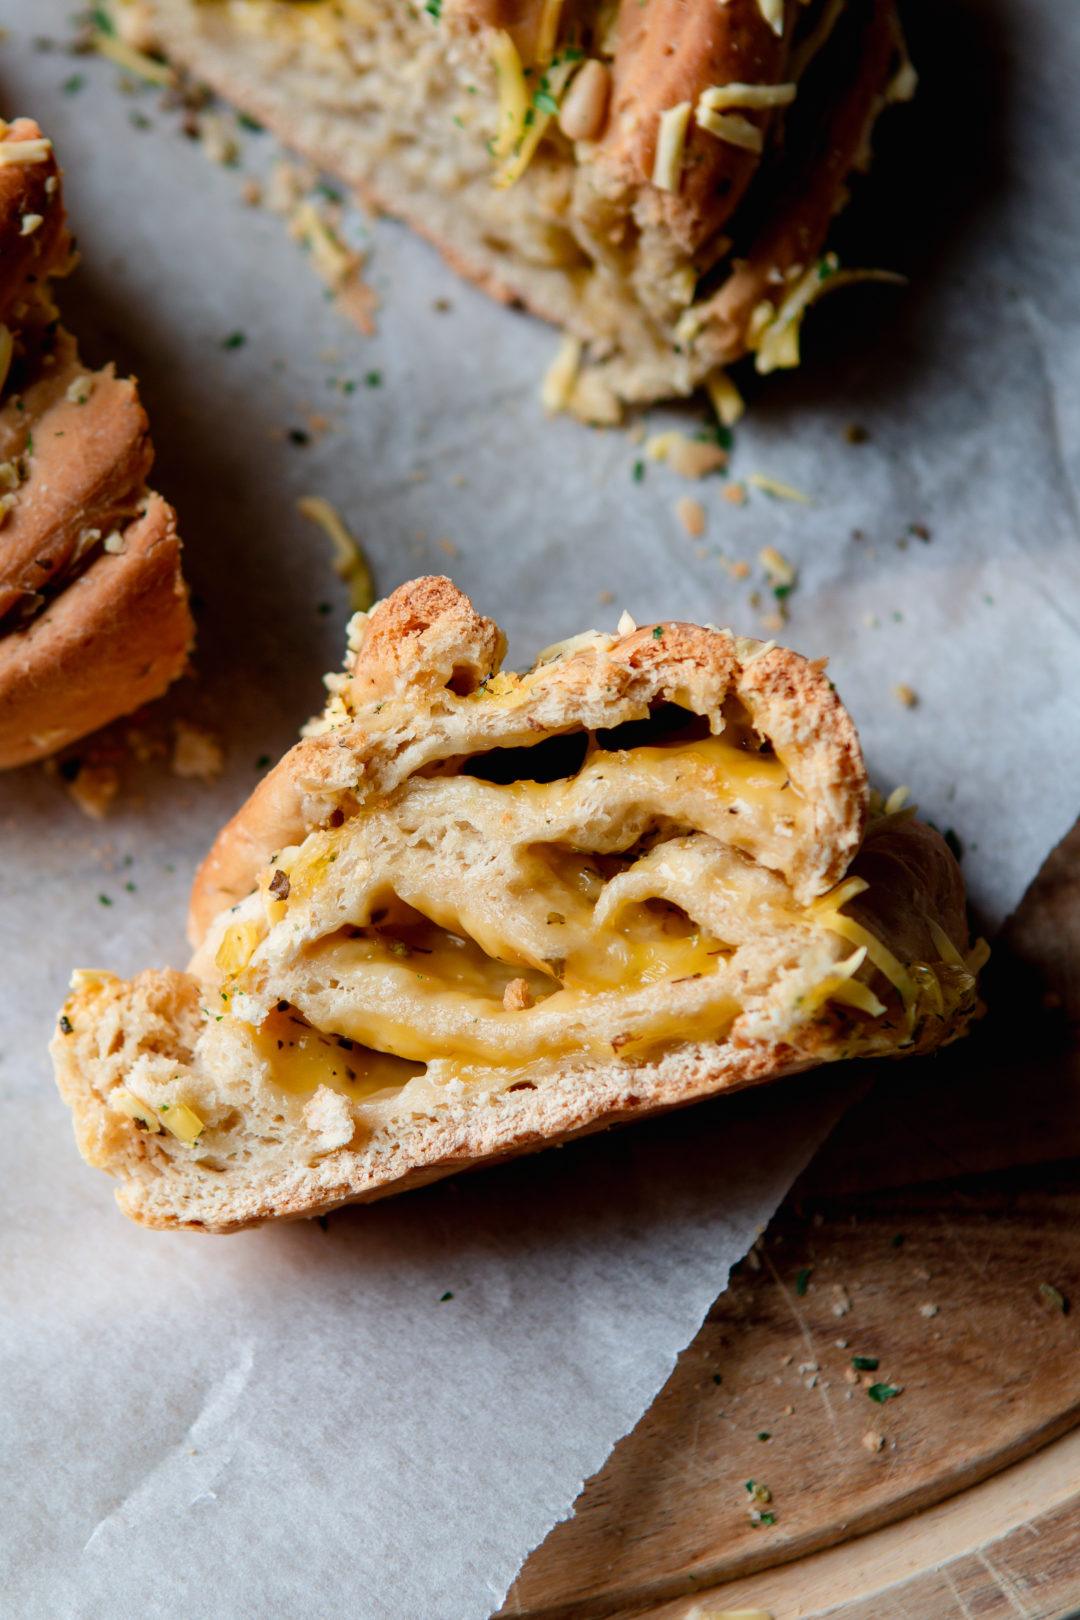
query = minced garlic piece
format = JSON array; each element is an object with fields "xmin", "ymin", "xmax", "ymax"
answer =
[
  {"xmin": 756, "ymin": 0, "xmax": 785, "ymax": 35},
  {"xmin": 159, "ymin": 1102, "xmax": 205, "ymax": 1145},
  {"xmin": 652, "ymin": 101, "xmax": 692, "ymax": 192},
  {"xmin": 216, "ymin": 920, "xmax": 262, "ymax": 979},
  {"xmin": 19, "ymin": 213, "xmax": 43, "ymax": 236},
  {"xmin": 893, "ymin": 682, "xmax": 918, "ymax": 709}
]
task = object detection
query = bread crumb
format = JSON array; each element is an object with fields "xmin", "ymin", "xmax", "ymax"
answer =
[
  {"xmin": 437, "ymin": 538, "xmax": 459, "ymax": 558},
  {"xmin": 918, "ymin": 1302, "xmax": 939, "ymax": 1318},
  {"xmin": 893, "ymin": 683, "xmax": 918, "ymax": 709},
  {"xmin": 597, "ymin": 590, "xmax": 614, "ymax": 605},
  {"xmin": 240, "ymin": 177, "xmax": 262, "ymax": 207},
  {"xmin": 61, "ymin": 761, "xmax": 119, "ymax": 820},
  {"xmin": 728, "ymin": 559, "xmax": 750, "ymax": 581},
  {"xmin": 759, "ymin": 545, "xmax": 795, "ymax": 588},
  {"xmin": 675, "ymin": 496, "xmax": 706, "ymax": 537},
  {"xmin": 503, "ymin": 977, "xmax": 534, "ymax": 1011},
  {"xmin": 723, "ymin": 482, "xmax": 748, "ymax": 505},
  {"xmin": 645, "ymin": 430, "xmax": 727, "ymax": 479},
  {"xmin": 172, "ymin": 721, "xmax": 224, "ymax": 782},
  {"xmin": 862, "ymin": 1430, "xmax": 885, "ymax": 1453}
]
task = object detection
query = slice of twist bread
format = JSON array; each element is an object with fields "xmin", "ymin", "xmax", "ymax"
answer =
[
  {"xmin": 125, "ymin": 0, "xmax": 912, "ymax": 415},
  {"xmin": 52, "ymin": 578, "xmax": 983, "ymax": 1231},
  {"xmin": 0, "ymin": 116, "xmax": 192, "ymax": 767}
]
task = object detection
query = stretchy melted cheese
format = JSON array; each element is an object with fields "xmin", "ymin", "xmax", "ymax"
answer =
[{"xmin": 215, "ymin": 731, "xmax": 834, "ymax": 1093}]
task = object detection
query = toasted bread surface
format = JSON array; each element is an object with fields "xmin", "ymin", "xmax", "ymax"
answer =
[{"xmin": 52, "ymin": 579, "xmax": 983, "ymax": 1232}]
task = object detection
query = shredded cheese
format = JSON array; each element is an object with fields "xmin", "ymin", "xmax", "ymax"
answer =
[
  {"xmin": 646, "ymin": 430, "xmax": 727, "ymax": 479},
  {"xmin": 91, "ymin": 30, "xmax": 174, "ymax": 85},
  {"xmin": 491, "ymin": 49, "xmax": 576, "ymax": 190},
  {"xmin": 699, "ymin": 82, "xmax": 797, "ymax": 111},
  {"xmin": 288, "ymin": 201, "xmax": 363, "ymax": 292},
  {"xmin": 652, "ymin": 102, "xmax": 692, "ymax": 192},
  {"xmin": 489, "ymin": 29, "xmax": 529, "ymax": 161},
  {"xmin": 705, "ymin": 367, "xmax": 745, "ymax": 427},
  {"xmin": 534, "ymin": 0, "xmax": 565, "ymax": 65},
  {"xmin": 752, "ymin": 254, "xmax": 907, "ymax": 374},
  {"xmin": 540, "ymin": 332, "xmax": 582, "ymax": 414},
  {"xmin": 748, "ymin": 472, "xmax": 811, "ymax": 504},
  {"xmin": 695, "ymin": 109, "xmax": 763, "ymax": 153},
  {"xmin": 0, "ymin": 138, "xmax": 52, "ymax": 165},
  {"xmin": 819, "ymin": 912, "xmax": 917, "ymax": 1010},
  {"xmin": 297, "ymin": 495, "xmax": 375, "ymax": 612}
]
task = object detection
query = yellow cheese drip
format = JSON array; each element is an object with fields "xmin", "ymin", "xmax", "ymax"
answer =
[{"xmin": 250, "ymin": 1008, "xmax": 424, "ymax": 1099}]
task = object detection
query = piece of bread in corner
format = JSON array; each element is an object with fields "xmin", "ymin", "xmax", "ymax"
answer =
[
  {"xmin": 126, "ymin": 0, "xmax": 913, "ymax": 417},
  {"xmin": 0, "ymin": 115, "xmax": 192, "ymax": 768},
  {"xmin": 51, "ymin": 576, "xmax": 984, "ymax": 1232}
]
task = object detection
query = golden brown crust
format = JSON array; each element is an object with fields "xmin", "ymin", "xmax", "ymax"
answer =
[
  {"xmin": 0, "ymin": 118, "xmax": 70, "ymax": 324},
  {"xmin": 586, "ymin": 0, "xmax": 789, "ymax": 254},
  {"xmin": 189, "ymin": 577, "xmax": 867, "ymax": 941},
  {"xmin": 0, "ymin": 117, "xmax": 192, "ymax": 767},
  {"xmin": 0, "ymin": 494, "xmax": 191, "ymax": 767}
]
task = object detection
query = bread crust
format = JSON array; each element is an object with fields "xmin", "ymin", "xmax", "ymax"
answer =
[
  {"xmin": 134, "ymin": 0, "xmax": 908, "ymax": 406},
  {"xmin": 0, "ymin": 117, "xmax": 192, "ymax": 766},
  {"xmin": 52, "ymin": 578, "xmax": 982, "ymax": 1233},
  {"xmin": 188, "ymin": 576, "xmax": 866, "ymax": 940}
]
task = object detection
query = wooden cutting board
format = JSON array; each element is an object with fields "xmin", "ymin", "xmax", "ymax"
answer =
[{"xmin": 500, "ymin": 827, "xmax": 1080, "ymax": 1620}]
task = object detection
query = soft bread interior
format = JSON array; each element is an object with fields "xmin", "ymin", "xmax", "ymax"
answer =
[
  {"xmin": 134, "ymin": 0, "xmax": 911, "ymax": 411},
  {"xmin": 52, "ymin": 580, "xmax": 984, "ymax": 1231}
]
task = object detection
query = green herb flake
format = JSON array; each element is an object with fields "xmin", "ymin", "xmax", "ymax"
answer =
[
  {"xmin": 424, "ymin": 0, "xmax": 442, "ymax": 17},
  {"xmin": 754, "ymin": 1510, "xmax": 777, "ymax": 1526},
  {"xmin": 237, "ymin": 111, "xmax": 264, "ymax": 133},
  {"xmin": 868, "ymin": 1382, "xmax": 902, "ymax": 1404},
  {"xmin": 98, "ymin": 893, "xmax": 113, "ymax": 907},
  {"xmin": 533, "ymin": 90, "xmax": 559, "ymax": 115},
  {"xmin": 221, "ymin": 330, "xmax": 246, "ymax": 351},
  {"xmin": 632, "ymin": 459, "xmax": 645, "ymax": 483},
  {"xmin": 91, "ymin": 5, "xmax": 116, "ymax": 35},
  {"xmin": 365, "ymin": 370, "xmax": 382, "ymax": 388},
  {"xmin": 652, "ymin": 625, "xmax": 664, "ymax": 640},
  {"xmin": 757, "ymin": 1431, "xmax": 771, "ymax": 1442},
  {"xmin": 794, "ymin": 1266, "xmax": 811, "ymax": 1296},
  {"xmin": 851, "ymin": 1354, "xmax": 879, "ymax": 1371},
  {"xmin": 439, "ymin": 1289, "xmax": 454, "ymax": 1301},
  {"xmin": 63, "ymin": 73, "xmax": 85, "ymax": 95},
  {"xmin": 1039, "ymin": 1282, "xmax": 1069, "ymax": 1314}
]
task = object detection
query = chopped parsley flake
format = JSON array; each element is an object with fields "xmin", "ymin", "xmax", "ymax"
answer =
[
  {"xmin": 365, "ymin": 370, "xmax": 382, "ymax": 388},
  {"xmin": 851, "ymin": 1354, "xmax": 879, "ymax": 1371},
  {"xmin": 632, "ymin": 459, "xmax": 645, "ymax": 483},
  {"xmin": 221, "ymin": 330, "xmax": 246, "ymax": 350},
  {"xmin": 868, "ymin": 1382, "xmax": 902, "ymax": 1404},
  {"xmin": 652, "ymin": 625, "xmax": 664, "ymax": 640},
  {"xmin": 98, "ymin": 894, "xmax": 113, "ymax": 907},
  {"xmin": 757, "ymin": 1431, "xmax": 771, "ymax": 1442},
  {"xmin": 794, "ymin": 1266, "xmax": 811, "ymax": 1296},
  {"xmin": 425, "ymin": 0, "xmax": 442, "ymax": 16},
  {"xmin": 439, "ymin": 1289, "xmax": 454, "ymax": 1301},
  {"xmin": 63, "ymin": 73, "xmax": 85, "ymax": 94}
]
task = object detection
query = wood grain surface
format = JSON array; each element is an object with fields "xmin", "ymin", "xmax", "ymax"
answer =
[{"xmin": 502, "ymin": 827, "xmax": 1080, "ymax": 1620}]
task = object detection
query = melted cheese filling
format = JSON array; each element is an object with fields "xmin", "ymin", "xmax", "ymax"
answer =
[{"xmin": 219, "ymin": 730, "xmax": 853, "ymax": 1101}]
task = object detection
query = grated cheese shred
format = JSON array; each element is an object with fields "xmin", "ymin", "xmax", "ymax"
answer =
[
  {"xmin": 652, "ymin": 102, "xmax": 692, "ymax": 192},
  {"xmin": 297, "ymin": 495, "xmax": 375, "ymax": 612}
]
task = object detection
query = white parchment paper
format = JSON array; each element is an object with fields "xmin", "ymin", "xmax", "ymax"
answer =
[{"xmin": 2, "ymin": 2, "xmax": 1079, "ymax": 1615}]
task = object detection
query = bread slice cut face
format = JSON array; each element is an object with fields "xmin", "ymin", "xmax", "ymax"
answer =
[
  {"xmin": 129, "ymin": 0, "xmax": 913, "ymax": 414},
  {"xmin": 52, "ymin": 578, "xmax": 983, "ymax": 1231},
  {"xmin": 0, "ymin": 117, "xmax": 192, "ymax": 767}
]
